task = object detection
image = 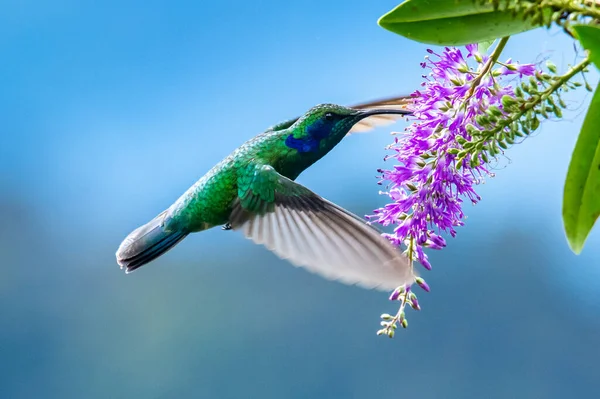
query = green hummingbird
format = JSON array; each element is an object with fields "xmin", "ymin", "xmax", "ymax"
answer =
[{"xmin": 116, "ymin": 96, "xmax": 416, "ymax": 290}]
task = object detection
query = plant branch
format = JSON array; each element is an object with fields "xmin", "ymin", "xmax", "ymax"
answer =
[
  {"xmin": 465, "ymin": 37, "xmax": 510, "ymax": 100},
  {"xmin": 543, "ymin": 0, "xmax": 600, "ymax": 20},
  {"xmin": 482, "ymin": 56, "xmax": 591, "ymax": 141}
]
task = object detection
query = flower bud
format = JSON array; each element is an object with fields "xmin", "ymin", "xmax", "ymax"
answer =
[
  {"xmin": 553, "ymin": 105, "xmax": 562, "ymax": 118},
  {"xmin": 501, "ymin": 95, "xmax": 517, "ymax": 107},
  {"xmin": 515, "ymin": 85, "xmax": 524, "ymax": 97},
  {"xmin": 465, "ymin": 123, "xmax": 480, "ymax": 136},
  {"xmin": 389, "ymin": 286, "xmax": 405, "ymax": 301},
  {"xmin": 409, "ymin": 293, "xmax": 421, "ymax": 310},
  {"xmin": 529, "ymin": 76, "xmax": 538, "ymax": 87},
  {"xmin": 475, "ymin": 114, "xmax": 489, "ymax": 126},
  {"xmin": 430, "ymin": 233, "xmax": 446, "ymax": 248},
  {"xmin": 558, "ymin": 98, "xmax": 566, "ymax": 108},
  {"xmin": 420, "ymin": 257, "xmax": 432, "ymax": 270},
  {"xmin": 488, "ymin": 106, "xmax": 503, "ymax": 116},
  {"xmin": 410, "ymin": 298, "xmax": 421, "ymax": 311},
  {"xmin": 415, "ymin": 277, "xmax": 430, "ymax": 292}
]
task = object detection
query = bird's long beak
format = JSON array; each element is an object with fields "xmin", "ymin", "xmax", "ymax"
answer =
[
  {"xmin": 343, "ymin": 107, "xmax": 413, "ymax": 134},
  {"xmin": 352, "ymin": 108, "xmax": 412, "ymax": 120}
]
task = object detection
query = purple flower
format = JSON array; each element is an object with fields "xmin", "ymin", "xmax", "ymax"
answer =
[
  {"xmin": 371, "ymin": 44, "xmax": 536, "ymax": 271},
  {"xmin": 499, "ymin": 58, "xmax": 537, "ymax": 77}
]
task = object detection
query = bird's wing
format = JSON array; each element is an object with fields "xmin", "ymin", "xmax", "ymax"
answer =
[
  {"xmin": 229, "ymin": 164, "xmax": 415, "ymax": 290},
  {"xmin": 265, "ymin": 95, "xmax": 414, "ymax": 134},
  {"xmin": 348, "ymin": 95, "xmax": 414, "ymax": 133}
]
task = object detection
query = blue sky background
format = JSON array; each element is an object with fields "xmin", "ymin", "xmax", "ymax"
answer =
[{"xmin": 2, "ymin": 1, "xmax": 600, "ymax": 398}]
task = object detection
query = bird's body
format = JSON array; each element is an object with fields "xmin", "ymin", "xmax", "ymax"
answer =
[
  {"xmin": 117, "ymin": 98, "xmax": 417, "ymax": 290},
  {"xmin": 166, "ymin": 105, "xmax": 355, "ymax": 232},
  {"xmin": 168, "ymin": 123, "xmax": 318, "ymax": 231}
]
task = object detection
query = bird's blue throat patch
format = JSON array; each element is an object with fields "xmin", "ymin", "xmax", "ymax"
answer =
[
  {"xmin": 285, "ymin": 135, "xmax": 319, "ymax": 153},
  {"xmin": 285, "ymin": 119, "xmax": 332, "ymax": 153}
]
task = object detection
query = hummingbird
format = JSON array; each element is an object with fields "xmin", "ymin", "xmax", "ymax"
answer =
[{"xmin": 116, "ymin": 96, "xmax": 416, "ymax": 290}]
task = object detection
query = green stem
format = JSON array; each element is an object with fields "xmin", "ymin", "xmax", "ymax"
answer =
[
  {"xmin": 465, "ymin": 36, "xmax": 510, "ymax": 100},
  {"xmin": 543, "ymin": 0, "xmax": 600, "ymax": 21},
  {"xmin": 481, "ymin": 57, "xmax": 591, "ymax": 141},
  {"xmin": 381, "ymin": 238, "xmax": 416, "ymax": 336}
]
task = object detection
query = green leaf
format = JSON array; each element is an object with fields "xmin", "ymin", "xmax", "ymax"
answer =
[
  {"xmin": 478, "ymin": 39, "xmax": 496, "ymax": 54},
  {"xmin": 378, "ymin": 0, "xmax": 542, "ymax": 45},
  {"xmin": 562, "ymin": 84, "xmax": 600, "ymax": 254},
  {"xmin": 573, "ymin": 24, "xmax": 600, "ymax": 70}
]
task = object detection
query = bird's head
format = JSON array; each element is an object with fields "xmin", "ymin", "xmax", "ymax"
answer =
[{"xmin": 285, "ymin": 103, "xmax": 411, "ymax": 154}]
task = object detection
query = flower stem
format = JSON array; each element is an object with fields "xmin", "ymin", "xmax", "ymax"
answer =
[
  {"xmin": 465, "ymin": 36, "xmax": 510, "ymax": 99},
  {"xmin": 481, "ymin": 57, "xmax": 591, "ymax": 141}
]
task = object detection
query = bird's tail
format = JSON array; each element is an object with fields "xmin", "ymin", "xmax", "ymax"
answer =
[{"xmin": 116, "ymin": 211, "xmax": 188, "ymax": 273}]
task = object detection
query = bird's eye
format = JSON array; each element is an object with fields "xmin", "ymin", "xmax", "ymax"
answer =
[{"xmin": 324, "ymin": 112, "xmax": 334, "ymax": 121}]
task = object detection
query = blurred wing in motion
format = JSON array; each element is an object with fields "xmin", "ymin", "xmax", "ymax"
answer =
[
  {"xmin": 229, "ymin": 164, "xmax": 415, "ymax": 290},
  {"xmin": 266, "ymin": 94, "xmax": 414, "ymax": 134},
  {"xmin": 348, "ymin": 95, "xmax": 414, "ymax": 133}
]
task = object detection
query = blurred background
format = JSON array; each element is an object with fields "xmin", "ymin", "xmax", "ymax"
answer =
[{"xmin": 2, "ymin": 1, "xmax": 600, "ymax": 398}]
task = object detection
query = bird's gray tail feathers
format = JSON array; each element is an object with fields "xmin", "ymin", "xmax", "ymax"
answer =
[{"xmin": 116, "ymin": 211, "xmax": 188, "ymax": 273}]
